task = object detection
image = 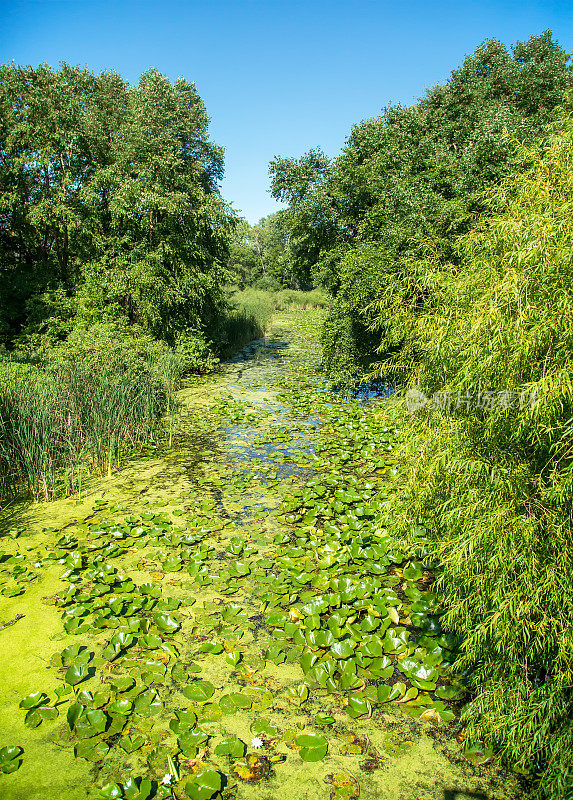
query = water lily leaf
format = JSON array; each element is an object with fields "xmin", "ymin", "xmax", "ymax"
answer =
[
  {"xmin": 377, "ymin": 683, "xmax": 405, "ymax": 703},
  {"xmin": 153, "ymin": 612, "xmax": 180, "ymax": 633},
  {"xmin": 38, "ymin": 705, "xmax": 59, "ymax": 721},
  {"xmin": 182, "ymin": 680, "xmax": 215, "ymax": 702},
  {"xmin": 60, "ymin": 644, "xmax": 91, "ymax": 666},
  {"xmin": 185, "ymin": 769, "xmax": 223, "ymax": 800},
  {"xmin": 264, "ymin": 642, "xmax": 286, "ymax": 664},
  {"xmin": 250, "ymin": 717, "xmax": 279, "ymax": 735},
  {"xmin": 0, "ymin": 745, "xmax": 23, "ymax": 774},
  {"xmin": 315, "ymin": 713, "xmax": 336, "ymax": 727},
  {"xmin": 141, "ymin": 633, "xmax": 162, "ymax": 649},
  {"xmin": 179, "ymin": 728, "xmax": 209, "ymax": 757},
  {"xmin": 403, "ymin": 562, "xmax": 424, "ymax": 581},
  {"xmin": 214, "ymin": 736, "xmax": 246, "ymax": 757},
  {"xmin": 134, "ymin": 689, "xmax": 163, "ymax": 716},
  {"xmin": 65, "ymin": 662, "xmax": 90, "ymax": 685},
  {"xmin": 75, "ymin": 738, "xmax": 109, "ymax": 761},
  {"xmin": 110, "ymin": 676, "xmax": 136, "ymax": 693},
  {"xmin": 123, "ymin": 778, "xmax": 153, "ymax": 800},
  {"xmin": 19, "ymin": 691, "xmax": 47, "ymax": 709},
  {"xmin": 24, "ymin": 708, "xmax": 42, "ymax": 728},
  {"xmin": 296, "ymin": 733, "xmax": 328, "ymax": 762},
  {"xmin": 200, "ymin": 640, "xmax": 223, "ymax": 654},
  {"xmin": 225, "ymin": 650, "xmax": 242, "ymax": 666},
  {"xmin": 286, "ymin": 683, "xmax": 309, "ymax": 704},
  {"xmin": 345, "ymin": 695, "xmax": 372, "ymax": 718},
  {"xmin": 97, "ymin": 784, "xmax": 122, "ymax": 800},
  {"xmin": 331, "ymin": 640, "xmax": 355, "ymax": 660},
  {"xmin": 119, "ymin": 734, "xmax": 146, "ymax": 753},
  {"xmin": 108, "ymin": 699, "xmax": 133, "ymax": 715},
  {"xmin": 219, "ymin": 692, "xmax": 252, "ymax": 713}
]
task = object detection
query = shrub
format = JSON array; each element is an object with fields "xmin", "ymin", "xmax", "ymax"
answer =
[{"xmin": 393, "ymin": 115, "xmax": 573, "ymax": 798}]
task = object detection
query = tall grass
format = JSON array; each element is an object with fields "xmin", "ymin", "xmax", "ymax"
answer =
[
  {"xmin": 215, "ymin": 288, "xmax": 328, "ymax": 357},
  {"xmin": 0, "ymin": 327, "xmax": 181, "ymax": 504}
]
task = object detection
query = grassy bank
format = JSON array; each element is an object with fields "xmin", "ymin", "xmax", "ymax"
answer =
[
  {"xmin": 0, "ymin": 327, "xmax": 181, "ymax": 505},
  {"xmin": 215, "ymin": 288, "xmax": 329, "ymax": 357}
]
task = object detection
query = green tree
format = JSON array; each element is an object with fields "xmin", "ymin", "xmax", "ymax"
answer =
[
  {"xmin": 269, "ymin": 148, "xmax": 335, "ymax": 288},
  {"xmin": 0, "ymin": 63, "xmax": 232, "ymax": 349},
  {"xmin": 268, "ymin": 32, "xmax": 572, "ymax": 382},
  {"xmin": 396, "ymin": 113, "xmax": 573, "ymax": 800}
]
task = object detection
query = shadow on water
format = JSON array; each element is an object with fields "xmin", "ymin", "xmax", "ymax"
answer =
[{"xmin": 344, "ymin": 379, "xmax": 394, "ymax": 403}]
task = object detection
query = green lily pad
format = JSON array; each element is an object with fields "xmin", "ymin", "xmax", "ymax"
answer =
[
  {"xmin": 295, "ymin": 733, "xmax": 328, "ymax": 762},
  {"xmin": 110, "ymin": 676, "xmax": 136, "ymax": 693},
  {"xmin": 214, "ymin": 736, "xmax": 246, "ymax": 757},
  {"xmin": 331, "ymin": 640, "xmax": 355, "ymax": 659},
  {"xmin": 118, "ymin": 734, "xmax": 146, "ymax": 753},
  {"xmin": 185, "ymin": 769, "xmax": 223, "ymax": 800},
  {"xmin": 219, "ymin": 692, "xmax": 252, "ymax": 713},
  {"xmin": 19, "ymin": 692, "xmax": 48, "ymax": 709},
  {"xmin": 182, "ymin": 680, "xmax": 215, "ymax": 702},
  {"xmin": 0, "ymin": 745, "xmax": 23, "ymax": 774},
  {"xmin": 153, "ymin": 612, "xmax": 180, "ymax": 633}
]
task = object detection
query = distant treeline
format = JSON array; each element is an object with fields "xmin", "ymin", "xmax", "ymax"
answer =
[{"xmin": 269, "ymin": 30, "xmax": 573, "ymax": 800}]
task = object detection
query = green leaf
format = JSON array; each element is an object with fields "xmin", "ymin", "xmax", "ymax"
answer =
[
  {"xmin": 0, "ymin": 745, "xmax": 23, "ymax": 774},
  {"xmin": 225, "ymin": 650, "xmax": 242, "ymax": 666},
  {"xmin": 179, "ymin": 728, "xmax": 209, "ymax": 757},
  {"xmin": 19, "ymin": 691, "xmax": 47, "ymax": 709},
  {"xmin": 65, "ymin": 662, "xmax": 89, "ymax": 685},
  {"xmin": 296, "ymin": 733, "xmax": 328, "ymax": 762},
  {"xmin": 214, "ymin": 736, "xmax": 246, "ymax": 757},
  {"xmin": 118, "ymin": 734, "xmax": 146, "ymax": 753},
  {"xmin": 182, "ymin": 680, "xmax": 215, "ymax": 702},
  {"xmin": 97, "ymin": 784, "xmax": 123, "ymax": 800},
  {"xmin": 200, "ymin": 640, "xmax": 223, "ymax": 654},
  {"xmin": 110, "ymin": 676, "xmax": 136, "ymax": 693},
  {"xmin": 185, "ymin": 769, "xmax": 223, "ymax": 800},
  {"xmin": 330, "ymin": 640, "xmax": 355, "ymax": 659},
  {"xmin": 153, "ymin": 612, "xmax": 180, "ymax": 633},
  {"xmin": 108, "ymin": 699, "xmax": 133, "ymax": 715}
]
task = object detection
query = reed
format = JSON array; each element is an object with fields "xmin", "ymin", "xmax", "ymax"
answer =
[{"xmin": 0, "ymin": 347, "xmax": 179, "ymax": 504}]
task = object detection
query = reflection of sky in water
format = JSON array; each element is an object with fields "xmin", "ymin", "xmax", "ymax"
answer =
[
  {"xmin": 218, "ymin": 332, "xmax": 392, "ymax": 496},
  {"xmin": 220, "ymin": 333, "xmax": 318, "ymax": 488}
]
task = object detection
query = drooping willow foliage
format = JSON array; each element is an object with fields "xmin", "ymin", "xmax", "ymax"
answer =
[{"xmin": 393, "ymin": 115, "xmax": 573, "ymax": 799}]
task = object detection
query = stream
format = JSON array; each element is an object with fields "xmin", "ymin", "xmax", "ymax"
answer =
[{"xmin": 0, "ymin": 310, "xmax": 523, "ymax": 800}]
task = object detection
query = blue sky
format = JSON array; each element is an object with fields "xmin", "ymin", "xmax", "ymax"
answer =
[{"xmin": 1, "ymin": 0, "xmax": 572, "ymax": 223}]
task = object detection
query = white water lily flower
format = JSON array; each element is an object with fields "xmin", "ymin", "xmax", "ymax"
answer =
[
  {"xmin": 251, "ymin": 736, "xmax": 264, "ymax": 749},
  {"xmin": 161, "ymin": 773, "xmax": 173, "ymax": 785}
]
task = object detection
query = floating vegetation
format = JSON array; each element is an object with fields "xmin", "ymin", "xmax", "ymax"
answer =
[{"xmin": 0, "ymin": 310, "xmax": 522, "ymax": 800}]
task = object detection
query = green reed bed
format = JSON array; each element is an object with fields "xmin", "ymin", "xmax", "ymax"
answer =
[{"xmin": 0, "ymin": 347, "xmax": 179, "ymax": 504}]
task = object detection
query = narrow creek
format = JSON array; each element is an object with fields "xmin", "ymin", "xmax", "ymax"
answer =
[{"xmin": 0, "ymin": 310, "xmax": 523, "ymax": 800}]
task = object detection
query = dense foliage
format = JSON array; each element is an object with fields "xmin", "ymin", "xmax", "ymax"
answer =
[
  {"xmin": 269, "ymin": 29, "xmax": 573, "ymax": 799},
  {"xmin": 391, "ymin": 117, "xmax": 573, "ymax": 799},
  {"xmin": 270, "ymin": 32, "xmax": 572, "ymax": 382},
  {"xmin": 0, "ymin": 63, "xmax": 232, "ymax": 351},
  {"xmin": 226, "ymin": 211, "xmax": 312, "ymax": 289}
]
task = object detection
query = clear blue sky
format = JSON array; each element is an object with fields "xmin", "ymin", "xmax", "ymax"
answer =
[{"xmin": 1, "ymin": 0, "xmax": 572, "ymax": 223}]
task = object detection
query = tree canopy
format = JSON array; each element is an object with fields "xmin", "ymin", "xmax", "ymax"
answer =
[{"xmin": 0, "ymin": 63, "xmax": 232, "ymax": 349}]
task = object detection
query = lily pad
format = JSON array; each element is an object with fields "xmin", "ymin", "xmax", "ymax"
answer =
[{"xmin": 296, "ymin": 733, "xmax": 328, "ymax": 762}]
